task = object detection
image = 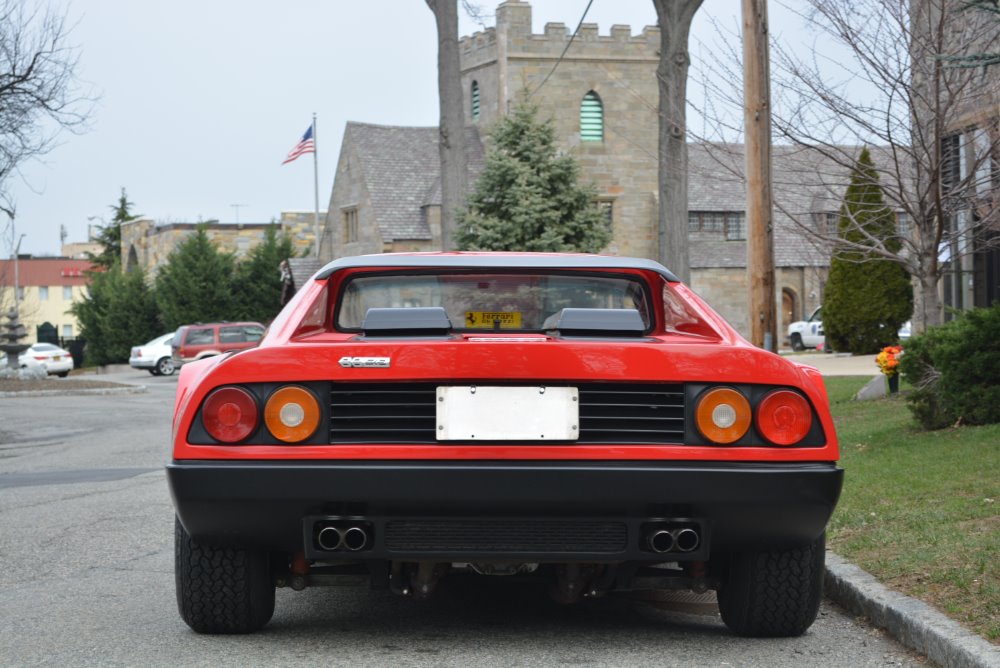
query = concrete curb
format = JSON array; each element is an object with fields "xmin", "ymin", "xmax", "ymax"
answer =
[
  {"xmin": 825, "ymin": 552, "xmax": 1000, "ymax": 668},
  {"xmin": 0, "ymin": 386, "xmax": 147, "ymax": 399}
]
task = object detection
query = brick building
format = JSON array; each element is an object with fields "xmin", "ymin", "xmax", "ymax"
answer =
[
  {"xmin": 324, "ymin": 0, "xmax": 859, "ymax": 336},
  {"xmin": 0, "ymin": 257, "xmax": 93, "ymax": 343}
]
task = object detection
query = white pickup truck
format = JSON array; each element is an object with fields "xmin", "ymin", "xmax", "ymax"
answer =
[{"xmin": 787, "ymin": 307, "xmax": 824, "ymax": 351}]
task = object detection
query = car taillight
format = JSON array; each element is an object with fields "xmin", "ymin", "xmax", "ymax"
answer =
[
  {"xmin": 264, "ymin": 385, "xmax": 320, "ymax": 443},
  {"xmin": 756, "ymin": 390, "xmax": 812, "ymax": 446},
  {"xmin": 202, "ymin": 386, "xmax": 258, "ymax": 443},
  {"xmin": 33, "ymin": 355, "xmax": 47, "ymax": 361},
  {"xmin": 694, "ymin": 387, "xmax": 751, "ymax": 444}
]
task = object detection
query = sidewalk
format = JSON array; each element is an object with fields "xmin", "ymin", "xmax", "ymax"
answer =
[{"xmin": 781, "ymin": 351, "xmax": 881, "ymax": 377}]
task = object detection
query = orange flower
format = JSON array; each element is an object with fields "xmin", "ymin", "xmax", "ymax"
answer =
[{"xmin": 875, "ymin": 345, "xmax": 903, "ymax": 376}]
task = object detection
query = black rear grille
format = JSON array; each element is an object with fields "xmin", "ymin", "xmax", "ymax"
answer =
[
  {"xmin": 329, "ymin": 383, "xmax": 686, "ymax": 444},
  {"xmin": 384, "ymin": 519, "xmax": 627, "ymax": 553}
]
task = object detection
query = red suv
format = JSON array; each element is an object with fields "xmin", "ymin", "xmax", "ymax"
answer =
[{"xmin": 170, "ymin": 322, "xmax": 265, "ymax": 368}]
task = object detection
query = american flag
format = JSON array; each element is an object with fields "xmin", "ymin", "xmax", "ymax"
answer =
[{"xmin": 282, "ymin": 125, "xmax": 315, "ymax": 165}]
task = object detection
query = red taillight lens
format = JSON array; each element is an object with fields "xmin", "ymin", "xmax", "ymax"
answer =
[
  {"xmin": 202, "ymin": 386, "xmax": 258, "ymax": 443},
  {"xmin": 756, "ymin": 390, "xmax": 812, "ymax": 446},
  {"xmin": 264, "ymin": 385, "xmax": 320, "ymax": 443},
  {"xmin": 695, "ymin": 387, "xmax": 752, "ymax": 444}
]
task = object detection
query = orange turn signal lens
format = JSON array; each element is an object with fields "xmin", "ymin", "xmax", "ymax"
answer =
[
  {"xmin": 264, "ymin": 385, "xmax": 321, "ymax": 443},
  {"xmin": 695, "ymin": 387, "xmax": 751, "ymax": 444},
  {"xmin": 756, "ymin": 390, "xmax": 812, "ymax": 446}
]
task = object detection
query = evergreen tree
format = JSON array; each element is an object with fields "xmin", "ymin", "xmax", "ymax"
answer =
[
  {"xmin": 823, "ymin": 148, "xmax": 913, "ymax": 354},
  {"xmin": 455, "ymin": 97, "xmax": 611, "ymax": 253},
  {"xmin": 89, "ymin": 188, "xmax": 139, "ymax": 270},
  {"xmin": 233, "ymin": 225, "xmax": 296, "ymax": 323},
  {"xmin": 71, "ymin": 262, "xmax": 160, "ymax": 365},
  {"xmin": 155, "ymin": 227, "xmax": 238, "ymax": 331}
]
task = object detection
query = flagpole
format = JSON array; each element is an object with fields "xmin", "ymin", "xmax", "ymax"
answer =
[{"xmin": 312, "ymin": 112, "xmax": 320, "ymax": 258}]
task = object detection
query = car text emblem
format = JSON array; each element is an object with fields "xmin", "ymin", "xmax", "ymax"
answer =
[{"xmin": 338, "ymin": 356, "xmax": 391, "ymax": 369}]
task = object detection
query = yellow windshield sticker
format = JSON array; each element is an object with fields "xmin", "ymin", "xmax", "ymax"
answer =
[{"xmin": 464, "ymin": 311, "xmax": 522, "ymax": 329}]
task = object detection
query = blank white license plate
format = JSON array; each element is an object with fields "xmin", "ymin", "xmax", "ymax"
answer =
[{"xmin": 436, "ymin": 386, "xmax": 579, "ymax": 441}]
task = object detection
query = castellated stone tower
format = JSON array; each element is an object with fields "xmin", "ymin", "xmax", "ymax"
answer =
[{"xmin": 459, "ymin": 1, "xmax": 661, "ymax": 259}]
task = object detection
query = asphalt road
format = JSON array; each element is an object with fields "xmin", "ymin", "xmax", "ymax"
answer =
[{"xmin": 0, "ymin": 370, "xmax": 930, "ymax": 667}]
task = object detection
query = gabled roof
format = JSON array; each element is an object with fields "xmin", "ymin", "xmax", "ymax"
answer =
[
  {"xmin": 687, "ymin": 143, "xmax": 866, "ymax": 269},
  {"xmin": 342, "ymin": 123, "xmax": 485, "ymax": 242}
]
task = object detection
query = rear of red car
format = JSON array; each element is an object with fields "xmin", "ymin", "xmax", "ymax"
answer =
[{"xmin": 168, "ymin": 254, "xmax": 841, "ymax": 636}]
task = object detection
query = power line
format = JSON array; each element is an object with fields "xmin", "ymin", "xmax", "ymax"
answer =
[{"xmin": 529, "ymin": 0, "xmax": 595, "ymax": 98}]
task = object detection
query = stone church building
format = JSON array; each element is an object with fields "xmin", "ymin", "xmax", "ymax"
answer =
[{"xmin": 324, "ymin": 0, "xmax": 849, "ymax": 336}]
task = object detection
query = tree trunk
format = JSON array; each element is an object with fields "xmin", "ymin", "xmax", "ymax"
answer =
[
  {"xmin": 914, "ymin": 268, "xmax": 944, "ymax": 331},
  {"xmin": 427, "ymin": 0, "xmax": 467, "ymax": 251},
  {"xmin": 652, "ymin": 0, "xmax": 703, "ymax": 284}
]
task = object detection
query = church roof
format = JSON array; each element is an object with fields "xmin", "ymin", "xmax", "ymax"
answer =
[{"xmin": 342, "ymin": 122, "xmax": 484, "ymax": 241}]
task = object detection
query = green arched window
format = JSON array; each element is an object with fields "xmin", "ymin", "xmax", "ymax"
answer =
[
  {"xmin": 580, "ymin": 91, "xmax": 603, "ymax": 142},
  {"xmin": 471, "ymin": 80, "xmax": 480, "ymax": 121}
]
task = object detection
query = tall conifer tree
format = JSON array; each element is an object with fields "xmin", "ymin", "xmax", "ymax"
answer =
[
  {"xmin": 824, "ymin": 148, "xmax": 913, "ymax": 353},
  {"xmin": 456, "ymin": 97, "xmax": 611, "ymax": 253},
  {"xmin": 155, "ymin": 227, "xmax": 237, "ymax": 330}
]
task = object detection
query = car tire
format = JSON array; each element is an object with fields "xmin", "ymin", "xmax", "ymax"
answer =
[
  {"xmin": 156, "ymin": 357, "xmax": 175, "ymax": 376},
  {"xmin": 149, "ymin": 368, "xmax": 161, "ymax": 376},
  {"xmin": 56, "ymin": 371, "xmax": 69, "ymax": 378},
  {"xmin": 790, "ymin": 333, "xmax": 805, "ymax": 352},
  {"xmin": 174, "ymin": 516, "xmax": 275, "ymax": 634},
  {"xmin": 717, "ymin": 533, "xmax": 825, "ymax": 638}
]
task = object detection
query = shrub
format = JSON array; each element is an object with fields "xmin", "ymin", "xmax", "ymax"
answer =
[{"xmin": 901, "ymin": 304, "xmax": 1000, "ymax": 429}]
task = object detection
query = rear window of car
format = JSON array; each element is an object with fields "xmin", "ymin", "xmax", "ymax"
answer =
[
  {"xmin": 336, "ymin": 272, "xmax": 651, "ymax": 332},
  {"xmin": 33, "ymin": 343, "xmax": 60, "ymax": 351}
]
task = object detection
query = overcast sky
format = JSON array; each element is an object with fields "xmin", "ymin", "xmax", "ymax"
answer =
[{"xmin": 7, "ymin": 0, "xmax": 811, "ymax": 257}]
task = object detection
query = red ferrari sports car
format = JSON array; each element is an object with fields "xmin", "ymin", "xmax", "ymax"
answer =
[{"xmin": 168, "ymin": 253, "xmax": 842, "ymax": 636}]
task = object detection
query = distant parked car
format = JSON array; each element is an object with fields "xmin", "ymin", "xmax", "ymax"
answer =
[
  {"xmin": 170, "ymin": 322, "xmax": 265, "ymax": 368},
  {"xmin": 787, "ymin": 306, "xmax": 911, "ymax": 351},
  {"xmin": 4, "ymin": 342, "xmax": 75, "ymax": 377},
  {"xmin": 130, "ymin": 333, "xmax": 177, "ymax": 376}
]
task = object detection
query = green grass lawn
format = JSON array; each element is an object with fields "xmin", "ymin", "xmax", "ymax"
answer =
[{"xmin": 823, "ymin": 376, "xmax": 1000, "ymax": 642}]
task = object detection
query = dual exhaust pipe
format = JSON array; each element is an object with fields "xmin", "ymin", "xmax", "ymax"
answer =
[
  {"xmin": 317, "ymin": 524, "xmax": 371, "ymax": 552},
  {"xmin": 647, "ymin": 527, "xmax": 700, "ymax": 554}
]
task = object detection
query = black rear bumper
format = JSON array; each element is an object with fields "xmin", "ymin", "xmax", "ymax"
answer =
[{"xmin": 167, "ymin": 460, "xmax": 842, "ymax": 561}]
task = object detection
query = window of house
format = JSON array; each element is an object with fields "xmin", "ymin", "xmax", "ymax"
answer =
[
  {"xmin": 896, "ymin": 211, "xmax": 910, "ymax": 235},
  {"xmin": 941, "ymin": 133, "xmax": 962, "ymax": 193},
  {"xmin": 343, "ymin": 208, "xmax": 358, "ymax": 243},
  {"xmin": 725, "ymin": 213, "xmax": 746, "ymax": 240},
  {"xmin": 63, "ymin": 286, "xmax": 73, "ymax": 300},
  {"xmin": 471, "ymin": 80, "xmax": 480, "ymax": 121},
  {"xmin": 812, "ymin": 211, "xmax": 838, "ymax": 234},
  {"xmin": 62, "ymin": 324, "xmax": 73, "ymax": 338},
  {"xmin": 688, "ymin": 211, "xmax": 744, "ymax": 239},
  {"xmin": 580, "ymin": 91, "xmax": 604, "ymax": 142},
  {"xmin": 38, "ymin": 286, "xmax": 49, "ymax": 301}
]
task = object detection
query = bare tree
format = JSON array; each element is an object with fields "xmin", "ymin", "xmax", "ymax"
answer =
[
  {"xmin": 0, "ymin": 0, "xmax": 91, "ymax": 213},
  {"xmin": 652, "ymin": 0, "xmax": 704, "ymax": 284},
  {"xmin": 693, "ymin": 0, "xmax": 1000, "ymax": 331},
  {"xmin": 426, "ymin": 0, "xmax": 468, "ymax": 250}
]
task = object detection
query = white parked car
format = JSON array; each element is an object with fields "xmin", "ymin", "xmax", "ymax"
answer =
[
  {"xmin": 788, "ymin": 307, "xmax": 825, "ymax": 351},
  {"xmin": 130, "ymin": 332, "xmax": 176, "ymax": 376},
  {"xmin": 2, "ymin": 342, "xmax": 75, "ymax": 377},
  {"xmin": 787, "ymin": 307, "xmax": 911, "ymax": 351}
]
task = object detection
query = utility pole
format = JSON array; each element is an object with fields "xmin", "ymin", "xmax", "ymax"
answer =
[
  {"xmin": 743, "ymin": 0, "xmax": 776, "ymax": 351},
  {"xmin": 231, "ymin": 204, "xmax": 247, "ymax": 225}
]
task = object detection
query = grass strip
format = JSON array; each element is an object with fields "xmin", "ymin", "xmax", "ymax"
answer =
[{"xmin": 824, "ymin": 376, "xmax": 999, "ymax": 642}]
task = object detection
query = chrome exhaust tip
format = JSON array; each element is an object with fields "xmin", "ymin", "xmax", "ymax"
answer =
[
  {"xmin": 342, "ymin": 526, "xmax": 369, "ymax": 551},
  {"xmin": 317, "ymin": 526, "xmax": 343, "ymax": 551},
  {"xmin": 674, "ymin": 528, "xmax": 700, "ymax": 552},
  {"xmin": 648, "ymin": 529, "xmax": 676, "ymax": 553}
]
